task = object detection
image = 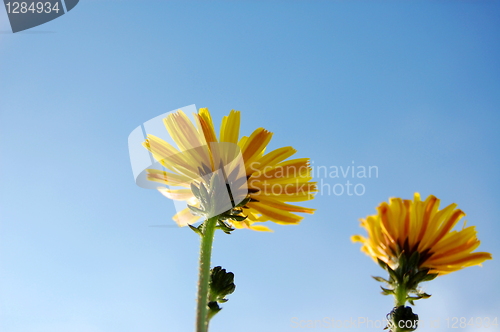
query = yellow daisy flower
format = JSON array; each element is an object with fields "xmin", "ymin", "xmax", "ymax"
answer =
[
  {"xmin": 352, "ymin": 193, "xmax": 492, "ymax": 275},
  {"xmin": 142, "ymin": 108, "xmax": 317, "ymax": 231}
]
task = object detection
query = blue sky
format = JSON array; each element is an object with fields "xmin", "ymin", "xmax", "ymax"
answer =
[{"xmin": 1, "ymin": 1, "xmax": 499, "ymax": 332}]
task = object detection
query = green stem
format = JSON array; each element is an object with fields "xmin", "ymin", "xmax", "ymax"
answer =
[
  {"xmin": 393, "ymin": 285, "xmax": 408, "ymax": 332},
  {"xmin": 395, "ymin": 284, "xmax": 407, "ymax": 307},
  {"xmin": 195, "ymin": 216, "xmax": 218, "ymax": 332}
]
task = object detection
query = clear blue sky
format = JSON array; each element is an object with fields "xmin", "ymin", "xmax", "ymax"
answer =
[{"xmin": 1, "ymin": 1, "xmax": 499, "ymax": 332}]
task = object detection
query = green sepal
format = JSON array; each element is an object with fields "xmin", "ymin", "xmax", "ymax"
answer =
[
  {"xmin": 408, "ymin": 269, "xmax": 429, "ymax": 286},
  {"xmin": 207, "ymin": 301, "xmax": 222, "ymax": 320},
  {"xmin": 187, "ymin": 171, "xmax": 253, "ymax": 236},
  {"xmin": 421, "ymin": 273, "xmax": 438, "ymax": 282},
  {"xmin": 235, "ymin": 196, "xmax": 251, "ymax": 208},
  {"xmin": 380, "ymin": 286, "xmax": 394, "ymax": 295},
  {"xmin": 228, "ymin": 215, "xmax": 247, "ymax": 222},
  {"xmin": 188, "ymin": 224, "xmax": 203, "ymax": 236},
  {"xmin": 398, "ymin": 252, "xmax": 408, "ymax": 269},
  {"xmin": 201, "ymin": 163, "xmax": 212, "ymax": 177},
  {"xmin": 209, "ymin": 173, "xmax": 222, "ymax": 197},
  {"xmin": 408, "ymin": 251, "xmax": 420, "ymax": 269},
  {"xmin": 407, "ymin": 296, "xmax": 421, "ymax": 302},
  {"xmin": 375, "ymin": 250, "xmax": 439, "ymax": 309},
  {"xmin": 187, "ymin": 204, "xmax": 206, "ymax": 217},
  {"xmin": 387, "ymin": 265, "xmax": 400, "ymax": 284},
  {"xmin": 216, "ymin": 220, "xmax": 235, "ymax": 234},
  {"xmin": 190, "ymin": 182, "xmax": 201, "ymax": 201},
  {"xmin": 416, "ymin": 292, "xmax": 431, "ymax": 299},
  {"xmin": 372, "ymin": 276, "xmax": 390, "ymax": 284},
  {"xmin": 199, "ymin": 182, "xmax": 209, "ymax": 205},
  {"xmin": 377, "ymin": 258, "xmax": 388, "ymax": 270}
]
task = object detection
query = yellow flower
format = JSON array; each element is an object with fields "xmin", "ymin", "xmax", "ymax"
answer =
[
  {"xmin": 352, "ymin": 193, "xmax": 492, "ymax": 275},
  {"xmin": 142, "ymin": 108, "xmax": 317, "ymax": 231}
]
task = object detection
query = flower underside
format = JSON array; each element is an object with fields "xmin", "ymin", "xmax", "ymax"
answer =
[
  {"xmin": 352, "ymin": 193, "xmax": 492, "ymax": 275},
  {"xmin": 143, "ymin": 108, "xmax": 317, "ymax": 231}
]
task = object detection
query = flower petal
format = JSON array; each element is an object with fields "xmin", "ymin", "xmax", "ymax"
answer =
[
  {"xmin": 157, "ymin": 188, "xmax": 195, "ymax": 201},
  {"xmin": 172, "ymin": 207, "xmax": 201, "ymax": 227},
  {"xmin": 247, "ymin": 201, "xmax": 303, "ymax": 224},
  {"xmin": 220, "ymin": 110, "xmax": 240, "ymax": 144}
]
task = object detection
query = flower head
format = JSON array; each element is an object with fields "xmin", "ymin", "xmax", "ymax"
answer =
[
  {"xmin": 143, "ymin": 108, "xmax": 316, "ymax": 231},
  {"xmin": 352, "ymin": 193, "xmax": 492, "ymax": 275}
]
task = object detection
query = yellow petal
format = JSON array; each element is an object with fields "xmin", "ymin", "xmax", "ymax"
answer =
[
  {"xmin": 351, "ymin": 235, "xmax": 366, "ymax": 243},
  {"xmin": 163, "ymin": 111, "xmax": 211, "ymax": 169},
  {"xmin": 416, "ymin": 195, "xmax": 438, "ymax": 244},
  {"xmin": 197, "ymin": 108, "xmax": 217, "ymax": 144},
  {"xmin": 426, "ymin": 209, "xmax": 466, "ymax": 249},
  {"xmin": 220, "ymin": 110, "xmax": 241, "ymax": 144},
  {"xmin": 247, "ymin": 224, "xmax": 273, "ymax": 232},
  {"xmin": 251, "ymin": 158, "xmax": 311, "ymax": 182},
  {"xmin": 241, "ymin": 128, "xmax": 273, "ymax": 173},
  {"xmin": 157, "ymin": 188, "xmax": 195, "ymax": 201},
  {"xmin": 172, "ymin": 207, "xmax": 200, "ymax": 227},
  {"xmin": 247, "ymin": 146, "xmax": 297, "ymax": 175},
  {"xmin": 247, "ymin": 201, "xmax": 303, "ymax": 224},
  {"xmin": 146, "ymin": 169, "xmax": 192, "ymax": 187},
  {"xmin": 252, "ymin": 195, "xmax": 315, "ymax": 214},
  {"xmin": 428, "ymin": 251, "xmax": 492, "ymax": 268}
]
